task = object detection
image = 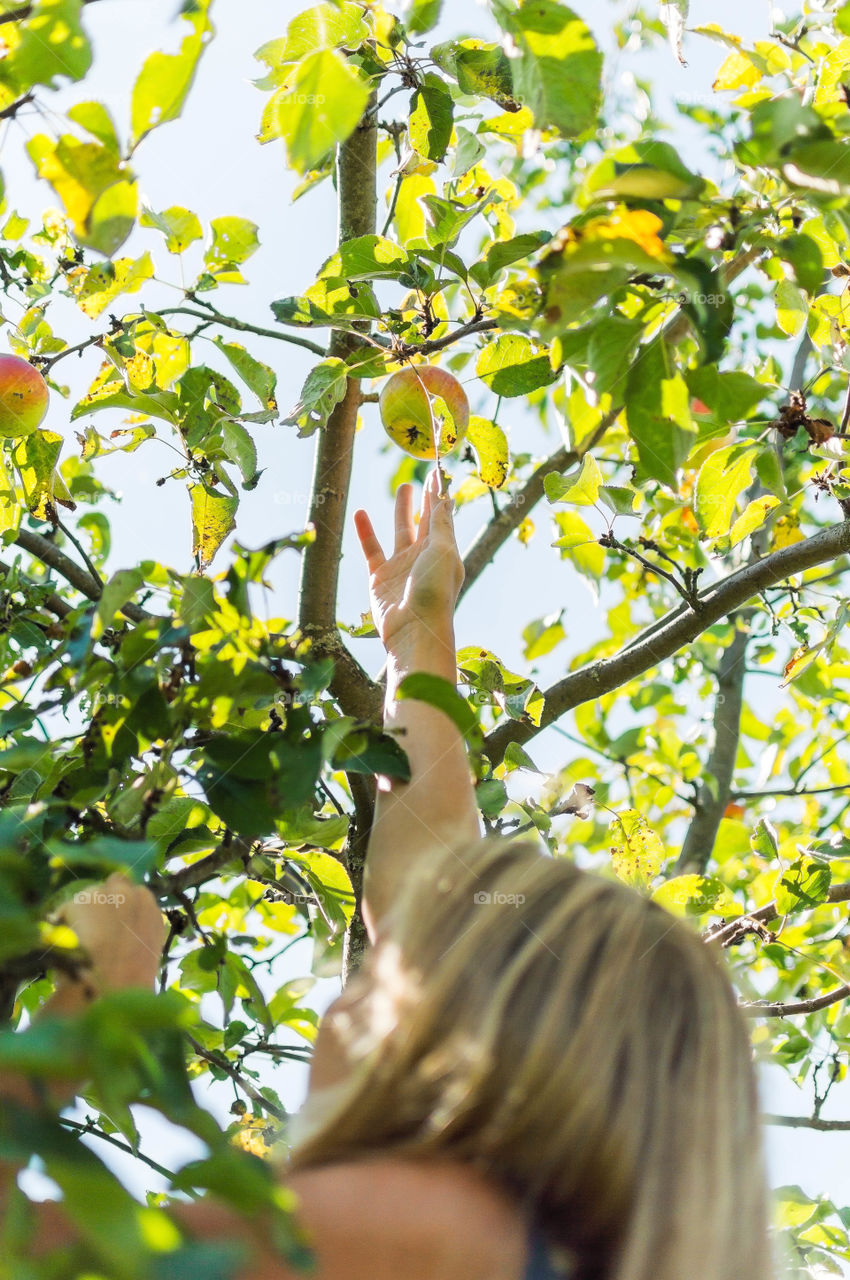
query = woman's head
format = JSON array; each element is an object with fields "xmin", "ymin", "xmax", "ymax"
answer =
[{"xmin": 289, "ymin": 837, "xmax": 770, "ymax": 1280}]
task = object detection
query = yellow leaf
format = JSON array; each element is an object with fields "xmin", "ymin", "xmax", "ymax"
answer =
[{"xmin": 190, "ymin": 483, "xmax": 237, "ymax": 570}]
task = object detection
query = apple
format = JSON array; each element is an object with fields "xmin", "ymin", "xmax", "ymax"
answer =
[
  {"xmin": 379, "ymin": 364, "xmax": 469, "ymax": 459},
  {"xmin": 0, "ymin": 355, "xmax": 48, "ymax": 439}
]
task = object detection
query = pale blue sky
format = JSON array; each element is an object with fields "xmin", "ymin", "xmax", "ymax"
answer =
[{"xmin": 9, "ymin": 0, "xmax": 850, "ymax": 1240}]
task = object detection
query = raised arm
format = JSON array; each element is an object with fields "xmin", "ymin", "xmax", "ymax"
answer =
[{"xmin": 353, "ymin": 469, "xmax": 481, "ymax": 940}]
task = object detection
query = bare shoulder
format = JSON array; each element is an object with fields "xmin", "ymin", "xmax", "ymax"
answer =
[{"xmin": 287, "ymin": 1155, "xmax": 528, "ymax": 1280}]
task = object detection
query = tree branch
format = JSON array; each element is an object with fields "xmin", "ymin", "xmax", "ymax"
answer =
[
  {"xmin": 14, "ymin": 528, "xmax": 153, "ymax": 624},
  {"xmin": 0, "ymin": 557, "xmax": 71, "ymax": 619},
  {"xmin": 186, "ymin": 1036, "xmax": 288, "ymax": 1121},
  {"xmin": 483, "ymin": 520, "xmax": 850, "ymax": 766},
  {"xmin": 296, "ymin": 101, "xmax": 383, "ymax": 729},
  {"xmin": 676, "ymin": 618, "xmax": 750, "ymax": 873},
  {"xmin": 741, "ymin": 983, "xmax": 850, "ymax": 1017},
  {"xmin": 154, "ymin": 306, "xmax": 326, "ymax": 358},
  {"xmin": 396, "ymin": 316, "xmax": 497, "ymax": 359},
  {"xmin": 764, "ymin": 1113, "xmax": 850, "ymax": 1131},
  {"xmin": 706, "ymin": 883, "xmax": 850, "ymax": 949},
  {"xmin": 153, "ymin": 835, "xmax": 256, "ymax": 897}
]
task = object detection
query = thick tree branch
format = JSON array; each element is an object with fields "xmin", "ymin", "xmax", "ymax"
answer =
[
  {"xmin": 297, "ymin": 102, "xmax": 383, "ymax": 728},
  {"xmin": 153, "ymin": 835, "xmax": 256, "ymax": 897},
  {"xmin": 676, "ymin": 618, "xmax": 750, "ymax": 874},
  {"xmin": 14, "ymin": 528, "xmax": 153, "ymax": 624},
  {"xmin": 483, "ymin": 520, "xmax": 850, "ymax": 765}
]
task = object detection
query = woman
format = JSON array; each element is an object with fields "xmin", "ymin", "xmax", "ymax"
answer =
[{"xmin": 0, "ymin": 470, "xmax": 772, "ymax": 1279}]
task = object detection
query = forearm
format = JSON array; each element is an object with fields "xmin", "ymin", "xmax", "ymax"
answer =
[{"xmin": 362, "ymin": 624, "xmax": 481, "ymax": 936}]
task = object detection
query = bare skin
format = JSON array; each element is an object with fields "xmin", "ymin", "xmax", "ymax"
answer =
[{"xmin": 0, "ymin": 471, "xmax": 529, "ymax": 1279}]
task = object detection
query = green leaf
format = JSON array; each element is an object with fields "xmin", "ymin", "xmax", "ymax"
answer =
[
  {"xmin": 71, "ymin": 254, "xmax": 154, "ymax": 319},
  {"xmin": 204, "ymin": 216, "xmax": 260, "ymax": 280},
  {"xmin": 686, "ymin": 366, "xmax": 770, "ymax": 422},
  {"xmin": 544, "ymin": 453, "xmax": 602, "ymax": 506},
  {"xmin": 469, "ymin": 230, "xmax": 552, "ymax": 287},
  {"xmin": 0, "ymin": 0, "xmax": 92, "ymax": 91},
  {"xmin": 258, "ymin": 48, "xmax": 370, "ymax": 174},
  {"xmin": 140, "ymin": 204, "xmax": 203, "ymax": 254},
  {"xmin": 584, "ymin": 139, "xmax": 703, "ymax": 202},
  {"xmin": 624, "ymin": 338, "xmax": 693, "ymax": 490},
  {"xmin": 775, "ymin": 279, "xmax": 808, "ymax": 337},
  {"xmin": 729, "ymin": 495, "xmax": 781, "ymax": 547},
  {"xmin": 319, "ymin": 234, "xmax": 408, "ymax": 281},
  {"xmin": 96, "ymin": 568, "xmax": 144, "ymax": 626},
  {"xmin": 404, "ymin": 0, "xmax": 442, "ymax": 35},
  {"xmin": 410, "ymin": 73, "xmax": 454, "ymax": 162},
  {"xmin": 838, "ymin": 3, "xmax": 850, "ymax": 36},
  {"xmin": 67, "ymin": 101, "xmax": 120, "ymax": 154},
  {"xmin": 213, "ymin": 339, "xmax": 277, "ymax": 413},
  {"xmin": 522, "ymin": 611, "xmax": 565, "ymax": 660},
  {"xmin": 26, "ymin": 134, "xmax": 138, "ymax": 255},
  {"xmin": 190, "ymin": 483, "xmax": 238, "ymax": 570},
  {"xmin": 396, "ymin": 673, "xmax": 482, "ymax": 743},
  {"xmin": 774, "ymin": 856, "xmax": 832, "ymax": 916},
  {"xmin": 12, "ymin": 428, "xmax": 63, "ymax": 522},
  {"xmin": 131, "ymin": 0, "xmax": 215, "ymax": 147},
  {"xmin": 497, "ymin": 0, "xmax": 603, "ymax": 138},
  {"xmin": 551, "ymin": 509, "xmax": 605, "ymax": 581},
  {"xmin": 254, "ymin": 2, "xmax": 370, "ymax": 66},
  {"xmin": 652, "ymin": 874, "xmax": 739, "ymax": 918},
  {"xmin": 609, "ymin": 808, "xmax": 665, "ymax": 888},
  {"xmin": 475, "ymin": 334, "xmax": 558, "ymax": 397},
  {"xmin": 221, "ymin": 421, "xmax": 258, "ymax": 486},
  {"xmin": 431, "ymin": 38, "xmax": 519, "ymax": 111},
  {"xmin": 282, "ymin": 358, "xmax": 348, "ymax": 437},
  {"xmin": 751, "ymin": 816, "xmax": 779, "ymax": 861},
  {"xmin": 694, "ymin": 444, "xmax": 757, "ymax": 538},
  {"xmin": 466, "ymin": 415, "xmax": 509, "ymax": 488}
]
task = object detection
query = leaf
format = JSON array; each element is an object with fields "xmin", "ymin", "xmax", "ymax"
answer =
[
  {"xmin": 283, "ymin": 358, "xmax": 348, "ymax": 437},
  {"xmin": 254, "ymin": 2, "xmax": 369, "ymax": 66},
  {"xmin": 624, "ymin": 338, "xmax": 693, "ymax": 490},
  {"xmin": 543, "ymin": 453, "xmax": 602, "ymax": 506},
  {"xmin": 497, "ymin": 1, "xmax": 603, "ymax": 138},
  {"xmin": 775, "ymin": 279, "xmax": 808, "ymax": 337},
  {"xmin": 431, "ymin": 38, "xmax": 518, "ymax": 110},
  {"xmin": 70, "ymin": 254, "xmax": 154, "ymax": 319},
  {"xmin": 26, "ymin": 133, "xmax": 138, "ymax": 255},
  {"xmin": 685, "ymin": 366, "xmax": 770, "ymax": 422},
  {"xmin": 659, "ymin": 1, "xmax": 689, "ymax": 65},
  {"xmin": 751, "ymin": 817, "xmax": 779, "ymax": 861},
  {"xmin": 213, "ymin": 340, "xmax": 277, "ymax": 413},
  {"xmin": 12, "ymin": 429, "xmax": 63, "ymax": 522},
  {"xmin": 396, "ymin": 673, "xmax": 482, "ymax": 744},
  {"xmin": 410, "ymin": 73, "xmax": 454, "ymax": 162},
  {"xmin": 466, "ymin": 415, "xmax": 509, "ymax": 488},
  {"xmin": 475, "ymin": 334, "xmax": 558, "ymax": 397},
  {"xmin": 258, "ymin": 48, "xmax": 370, "ymax": 174},
  {"xmin": 729, "ymin": 495, "xmax": 780, "ymax": 547},
  {"xmin": 404, "ymin": 0, "xmax": 442, "ymax": 35},
  {"xmin": 551, "ymin": 510, "xmax": 605, "ymax": 581},
  {"xmin": 131, "ymin": 0, "xmax": 215, "ymax": 147},
  {"xmin": 190, "ymin": 483, "xmax": 238, "ymax": 570},
  {"xmin": 609, "ymin": 808, "xmax": 665, "ymax": 888},
  {"xmin": 469, "ymin": 230, "xmax": 552, "ymax": 288},
  {"xmin": 319, "ymin": 234, "xmax": 408, "ymax": 281},
  {"xmin": 694, "ymin": 444, "xmax": 757, "ymax": 538},
  {"xmin": 140, "ymin": 204, "xmax": 203, "ymax": 253},
  {"xmin": 204, "ymin": 216, "xmax": 260, "ymax": 280},
  {"xmin": 0, "ymin": 0, "xmax": 92, "ymax": 91},
  {"xmin": 221, "ymin": 421, "xmax": 258, "ymax": 486},
  {"xmin": 96, "ymin": 568, "xmax": 145, "ymax": 626},
  {"xmin": 773, "ymin": 856, "xmax": 832, "ymax": 916},
  {"xmin": 652, "ymin": 874, "xmax": 739, "ymax": 918},
  {"xmin": 67, "ymin": 101, "xmax": 120, "ymax": 153},
  {"xmin": 522, "ymin": 611, "xmax": 565, "ymax": 660}
]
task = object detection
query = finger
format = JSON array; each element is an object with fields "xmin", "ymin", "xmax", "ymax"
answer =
[
  {"xmin": 353, "ymin": 509, "xmax": 386, "ymax": 572},
  {"xmin": 393, "ymin": 483, "xmax": 416, "ymax": 554},
  {"xmin": 416, "ymin": 472, "xmax": 434, "ymax": 543}
]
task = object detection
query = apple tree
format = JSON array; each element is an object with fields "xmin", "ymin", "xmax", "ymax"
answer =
[{"xmin": 1, "ymin": 0, "xmax": 850, "ymax": 1275}]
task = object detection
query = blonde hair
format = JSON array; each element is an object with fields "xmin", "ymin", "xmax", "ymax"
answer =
[{"xmin": 289, "ymin": 837, "xmax": 771, "ymax": 1280}]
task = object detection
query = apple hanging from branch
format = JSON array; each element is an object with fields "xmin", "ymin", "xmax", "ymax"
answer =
[
  {"xmin": 379, "ymin": 364, "xmax": 469, "ymax": 459},
  {"xmin": 0, "ymin": 355, "xmax": 49, "ymax": 439}
]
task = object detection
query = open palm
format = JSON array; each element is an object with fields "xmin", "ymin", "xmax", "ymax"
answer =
[{"xmin": 353, "ymin": 469, "xmax": 464, "ymax": 653}]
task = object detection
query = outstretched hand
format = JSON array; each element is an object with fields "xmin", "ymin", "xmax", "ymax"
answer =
[{"xmin": 353, "ymin": 468, "xmax": 464, "ymax": 656}]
